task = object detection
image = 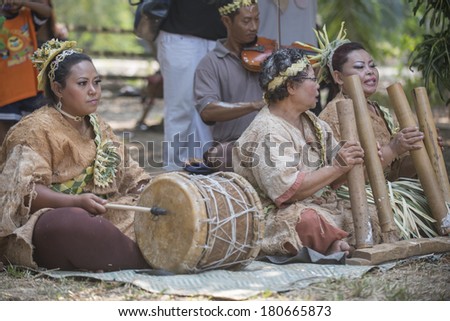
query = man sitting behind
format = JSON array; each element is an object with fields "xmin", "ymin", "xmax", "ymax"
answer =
[{"xmin": 194, "ymin": 0, "xmax": 264, "ymax": 172}]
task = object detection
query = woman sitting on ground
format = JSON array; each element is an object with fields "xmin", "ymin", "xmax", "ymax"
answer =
[
  {"xmin": 233, "ymin": 47, "xmax": 388, "ymax": 260},
  {"xmin": 0, "ymin": 39, "xmax": 152, "ymax": 272},
  {"xmin": 293, "ymin": 22, "xmax": 441, "ymax": 238},
  {"xmin": 318, "ymin": 41, "xmax": 424, "ymax": 181}
]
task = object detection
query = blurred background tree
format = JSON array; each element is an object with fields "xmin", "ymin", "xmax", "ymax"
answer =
[
  {"xmin": 317, "ymin": 0, "xmax": 448, "ymax": 110},
  {"xmin": 408, "ymin": 0, "xmax": 449, "ymax": 108},
  {"xmin": 317, "ymin": 0, "xmax": 413, "ymax": 61},
  {"xmin": 50, "ymin": 0, "xmax": 447, "ymax": 110},
  {"xmin": 51, "ymin": 0, "xmax": 146, "ymax": 55}
]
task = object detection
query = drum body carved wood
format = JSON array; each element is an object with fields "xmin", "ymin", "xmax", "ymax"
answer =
[{"xmin": 134, "ymin": 172, "xmax": 264, "ymax": 273}]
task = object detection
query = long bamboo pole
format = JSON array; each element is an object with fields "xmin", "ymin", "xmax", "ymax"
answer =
[
  {"xmin": 387, "ymin": 83, "xmax": 449, "ymax": 235},
  {"xmin": 336, "ymin": 99, "xmax": 373, "ymax": 248},
  {"xmin": 343, "ymin": 75, "xmax": 397, "ymax": 242},
  {"xmin": 413, "ymin": 87, "xmax": 450, "ymax": 202}
]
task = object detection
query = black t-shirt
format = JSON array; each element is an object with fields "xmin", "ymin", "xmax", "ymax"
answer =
[{"xmin": 160, "ymin": 0, "xmax": 226, "ymax": 40}]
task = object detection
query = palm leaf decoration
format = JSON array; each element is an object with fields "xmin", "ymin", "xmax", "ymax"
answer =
[
  {"xmin": 336, "ymin": 178, "xmax": 438, "ymax": 239},
  {"xmin": 294, "ymin": 21, "xmax": 350, "ymax": 84},
  {"xmin": 94, "ymin": 140, "xmax": 121, "ymax": 188}
]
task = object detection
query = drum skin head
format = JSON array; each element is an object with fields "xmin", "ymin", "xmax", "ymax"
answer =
[{"xmin": 134, "ymin": 173, "xmax": 207, "ymax": 273}]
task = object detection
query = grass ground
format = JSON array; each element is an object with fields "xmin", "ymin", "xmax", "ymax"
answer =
[
  {"xmin": 0, "ymin": 253, "xmax": 448, "ymax": 300},
  {"xmin": 1, "ymin": 81, "xmax": 449, "ymax": 302}
]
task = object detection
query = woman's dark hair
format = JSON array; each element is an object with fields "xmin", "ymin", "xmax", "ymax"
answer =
[
  {"xmin": 331, "ymin": 42, "xmax": 366, "ymax": 73},
  {"xmin": 43, "ymin": 52, "xmax": 93, "ymax": 105},
  {"xmin": 325, "ymin": 42, "xmax": 366, "ymax": 101},
  {"xmin": 259, "ymin": 47, "xmax": 310, "ymax": 104}
]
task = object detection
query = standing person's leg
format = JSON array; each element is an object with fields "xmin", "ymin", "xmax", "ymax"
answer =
[
  {"xmin": 157, "ymin": 32, "xmax": 212, "ymax": 170},
  {"xmin": 184, "ymin": 38, "xmax": 216, "ymax": 161}
]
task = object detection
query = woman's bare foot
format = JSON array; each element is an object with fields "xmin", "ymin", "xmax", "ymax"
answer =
[{"xmin": 326, "ymin": 240, "xmax": 351, "ymax": 257}]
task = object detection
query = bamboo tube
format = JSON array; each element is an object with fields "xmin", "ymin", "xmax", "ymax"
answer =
[
  {"xmin": 413, "ymin": 87, "xmax": 450, "ymax": 202},
  {"xmin": 336, "ymin": 99, "xmax": 373, "ymax": 248},
  {"xmin": 343, "ymin": 75, "xmax": 396, "ymax": 241},
  {"xmin": 387, "ymin": 83, "xmax": 449, "ymax": 235}
]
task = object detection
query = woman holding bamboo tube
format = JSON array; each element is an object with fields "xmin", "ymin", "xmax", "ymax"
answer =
[
  {"xmin": 318, "ymin": 41, "xmax": 426, "ymax": 180},
  {"xmin": 0, "ymin": 39, "xmax": 152, "ymax": 272},
  {"xmin": 233, "ymin": 47, "xmax": 387, "ymax": 260},
  {"xmin": 297, "ymin": 23, "xmax": 442, "ymax": 238}
]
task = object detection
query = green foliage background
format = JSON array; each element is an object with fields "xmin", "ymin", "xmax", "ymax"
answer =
[
  {"xmin": 53, "ymin": 0, "xmax": 421, "ymax": 59},
  {"xmin": 50, "ymin": 0, "xmax": 447, "ymax": 106},
  {"xmin": 316, "ymin": 0, "xmax": 448, "ymax": 106},
  {"xmin": 52, "ymin": 0, "xmax": 145, "ymax": 54}
]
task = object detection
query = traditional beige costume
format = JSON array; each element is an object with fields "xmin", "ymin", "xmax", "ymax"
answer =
[
  {"xmin": 233, "ymin": 106, "xmax": 381, "ymax": 256},
  {"xmin": 297, "ymin": 23, "xmax": 435, "ymax": 239},
  {"xmin": 0, "ymin": 106, "xmax": 150, "ymax": 267},
  {"xmin": 319, "ymin": 93, "xmax": 406, "ymax": 181}
]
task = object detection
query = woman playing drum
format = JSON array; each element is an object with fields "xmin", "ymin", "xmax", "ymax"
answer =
[{"xmin": 0, "ymin": 39, "xmax": 151, "ymax": 272}]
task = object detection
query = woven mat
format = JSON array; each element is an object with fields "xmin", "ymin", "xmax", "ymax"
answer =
[{"xmin": 40, "ymin": 261, "xmax": 385, "ymax": 300}]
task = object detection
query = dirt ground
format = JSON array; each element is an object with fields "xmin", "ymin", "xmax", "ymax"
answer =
[{"xmin": 0, "ymin": 81, "xmax": 449, "ymax": 301}]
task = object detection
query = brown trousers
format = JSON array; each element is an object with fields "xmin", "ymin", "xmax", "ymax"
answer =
[
  {"xmin": 32, "ymin": 207, "xmax": 150, "ymax": 272},
  {"xmin": 287, "ymin": 209, "xmax": 349, "ymax": 255}
]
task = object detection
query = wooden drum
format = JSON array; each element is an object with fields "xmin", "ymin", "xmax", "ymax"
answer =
[{"xmin": 134, "ymin": 172, "xmax": 264, "ymax": 274}]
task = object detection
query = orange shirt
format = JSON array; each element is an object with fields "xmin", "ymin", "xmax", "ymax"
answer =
[{"xmin": 0, "ymin": 8, "xmax": 39, "ymax": 107}]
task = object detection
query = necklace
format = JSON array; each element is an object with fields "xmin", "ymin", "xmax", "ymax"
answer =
[
  {"xmin": 303, "ymin": 111, "xmax": 326, "ymax": 166},
  {"xmin": 55, "ymin": 103, "xmax": 84, "ymax": 122}
]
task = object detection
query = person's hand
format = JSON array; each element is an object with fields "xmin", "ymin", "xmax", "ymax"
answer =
[
  {"xmin": 2, "ymin": 0, "xmax": 24, "ymax": 7},
  {"xmin": 436, "ymin": 127, "xmax": 444, "ymax": 151},
  {"xmin": 389, "ymin": 126, "xmax": 423, "ymax": 156},
  {"xmin": 74, "ymin": 193, "xmax": 107, "ymax": 215},
  {"xmin": 333, "ymin": 141, "xmax": 364, "ymax": 173},
  {"xmin": 253, "ymin": 99, "xmax": 265, "ymax": 111},
  {"xmin": 376, "ymin": 141, "xmax": 384, "ymax": 162},
  {"xmin": 55, "ymin": 23, "xmax": 69, "ymax": 40}
]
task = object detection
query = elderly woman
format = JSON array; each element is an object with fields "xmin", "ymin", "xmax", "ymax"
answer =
[
  {"xmin": 233, "ymin": 48, "xmax": 384, "ymax": 259},
  {"xmin": 0, "ymin": 39, "xmax": 151, "ymax": 271}
]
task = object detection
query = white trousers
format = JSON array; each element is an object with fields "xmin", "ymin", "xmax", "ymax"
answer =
[{"xmin": 156, "ymin": 31, "xmax": 215, "ymax": 171}]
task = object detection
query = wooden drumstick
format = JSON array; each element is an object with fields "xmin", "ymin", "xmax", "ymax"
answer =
[
  {"xmin": 343, "ymin": 75, "xmax": 396, "ymax": 241},
  {"xmin": 413, "ymin": 87, "xmax": 450, "ymax": 202},
  {"xmin": 105, "ymin": 203, "xmax": 167, "ymax": 216},
  {"xmin": 337, "ymin": 99, "xmax": 373, "ymax": 248},
  {"xmin": 387, "ymin": 82, "xmax": 449, "ymax": 235}
]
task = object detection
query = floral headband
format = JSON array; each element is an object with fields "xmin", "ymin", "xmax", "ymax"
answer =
[
  {"xmin": 294, "ymin": 21, "xmax": 350, "ymax": 83},
  {"xmin": 267, "ymin": 56, "xmax": 310, "ymax": 92},
  {"xmin": 31, "ymin": 39, "xmax": 83, "ymax": 90},
  {"xmin": 218, "ymin": 0, "xmax": 257, "ymax": 16}
]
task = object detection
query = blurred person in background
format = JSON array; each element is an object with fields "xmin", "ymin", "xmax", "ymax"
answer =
[
  {"xmin": 0, "ymin": 0, "xmax": 52, "ymax": 144},
  {"xmin": 193, "ymin": 0, "xmax": 265, "ymax": 172},
  {"xmin": 36, "ymin": 0, "xmax": 68, "ymax": 46},
  {"xmin": 156, "ymin": 0, "xmax": 226, "ymax": 171},
  {"xmin": 258, "ymin": 0, "xmax": 317, "ymax": 47},
  {"xmin": 258, "ymin": 0, "xmax": 322, "ymax": 115}
]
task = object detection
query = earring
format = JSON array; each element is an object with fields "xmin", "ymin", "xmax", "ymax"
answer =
[{"xmin": 54, "ymin": 98, "xmax": 84, "ymax": 121}]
